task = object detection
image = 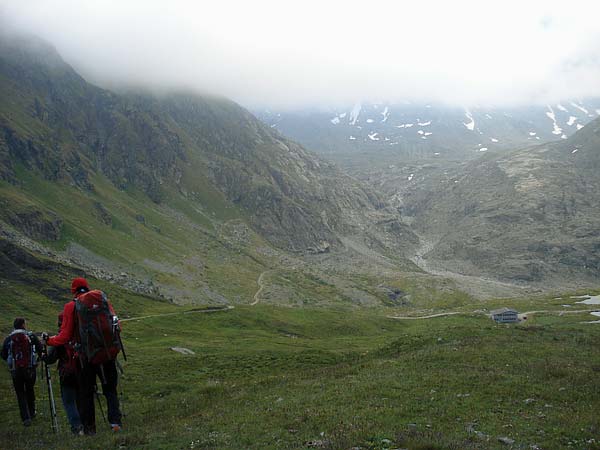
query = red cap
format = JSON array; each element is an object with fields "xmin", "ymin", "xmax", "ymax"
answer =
[{"xmin": 71, "ymin": 277, "xmax": 89, "ymax": 294}]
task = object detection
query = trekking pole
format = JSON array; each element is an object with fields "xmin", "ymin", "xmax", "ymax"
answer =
[
  {"xmin": 113, "ymin": 316, "xmax": 127, "ymax": 361},
  {"xmin": 94, "ymin": 384, "xmax": 108, "ymax": 425},
  {"xmin": 115, "ymin": 359, "xmax": 127, "ymax": 417},
  {"xmin": 116, "ymin": 360, "xmax": 126, "ymax": 418},
  {"xmin": 42, "ymin": 342, "xmax": 59, "ymax": 433}
]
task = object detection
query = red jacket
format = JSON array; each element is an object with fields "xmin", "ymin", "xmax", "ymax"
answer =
[
  {"xmin": 48, "ymin": 292, "xmax": 118, "ymax": 347},
  {"xmin": 48, "ymin": 300, "xmax": 76, "ymax": 347}
]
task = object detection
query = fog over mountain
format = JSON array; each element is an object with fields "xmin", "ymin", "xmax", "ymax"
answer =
[{"xmin": 2, "ymin": 0, "xmax": 600, "ymax": 109}]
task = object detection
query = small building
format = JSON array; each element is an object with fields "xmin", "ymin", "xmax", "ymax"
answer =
[{"xmin": 490, "ymin": 307, "xmax": 519, "ymax": 323}]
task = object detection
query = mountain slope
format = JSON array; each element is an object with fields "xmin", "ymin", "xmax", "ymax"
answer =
[
  {"xmin": 0, "ymin": 33, "xmax": 418, "ymax": 303},
  {"xmin": 256, "ymin": 101, "xmax": 600, "ymax": 163},
  {"xmin": 401, "ymin": 118, "xmax": 600, "ymax": 286}
]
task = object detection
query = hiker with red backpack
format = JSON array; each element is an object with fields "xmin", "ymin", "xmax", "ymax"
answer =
[
  {"xmin": 1, "ymin": 318, "xmax": 43, "ymax": 426},
  {"xmin": 44, "ymin": 312, "xmax": 84, "ymax": 435},
  {"xmin": 43, "ymin": 277, "xmax": 124, "ymax": 435}
]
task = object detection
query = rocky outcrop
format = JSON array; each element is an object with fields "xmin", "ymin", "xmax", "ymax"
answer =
[
  {"xmin": 0, "ymin": 33, "xmax": 417, "ymax": 259},
  {"xmin": 402, "ymin": 118, "xmax": 600, "ymax": 286},
  {"xmin": 3, "ymin": 207, "xmax": 62, "ymax": 241}
]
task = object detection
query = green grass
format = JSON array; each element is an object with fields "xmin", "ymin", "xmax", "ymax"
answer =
[
  {"xmin": 1, "ymin": 280, "xmax": 600, "ymax": 449},
  {"xmin": 0, "ymin": 166, "xmax": 269, "ymax": 303}
]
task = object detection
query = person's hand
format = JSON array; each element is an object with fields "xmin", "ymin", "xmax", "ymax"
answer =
[{"xmin": 41, "ymin": 332, "xmax": 49, "ymax": 345}]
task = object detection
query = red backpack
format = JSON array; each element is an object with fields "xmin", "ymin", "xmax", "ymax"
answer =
[
  {"xmin": 58, "ymin": 341, "xmax": 80, "ymax": 377},
  {"xmin": 75, "ymin": 290, "xmax": 121, "ymax": 365},
  {"xmin": 9, "ymin": 330, "xmax": 37, "ymax": 370}
]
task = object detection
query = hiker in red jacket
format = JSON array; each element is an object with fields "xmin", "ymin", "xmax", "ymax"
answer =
[
  {"xmin": 45, "ymin": 312, "xmax": 84, "ymax": 435},
  {"xmin": 44, "ymin": 277, "xmax": 123, "ymax": 435}
]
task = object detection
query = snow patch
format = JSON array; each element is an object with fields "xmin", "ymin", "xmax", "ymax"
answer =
[
  {"xmin": 418, "ymin": 120, "xmax": 431, "ymax": 126},
  {"xmin": 339, "ymin": 113, "xmax": 347, "ymax": 118},
  {"xmin": 479, "ymin": 147, "xmax": 488, "ymax": 152},
  {"xmin": 381, "ymin": 106, "xmax": 390, "ymax": 123},
  {"xmin": 529, "ymin": 132, "xmax": 537, "ymax": 136},
  {"xmin": 349, "ymin": 103, "xmax": 362, "ymax": 125},
  {"xmin": 330, "ymin": 116, "xmax": 340, "ymax": 125},
  {"xmin": 596, "ymin": 109, "xmax": 600, "ymax": 115},
  {"xmin": 556, "ymin": 103, "xmax": 568, "ymax": 112},
  {"xmin": 418, "ymin": 130, "xmax": 424, "ymax": 135},
  {"xmin": 567, "ymin": 116, "xmax": 577, "ymax": 126},
  {"xmin": 571, "ymin": 148, "xmax": 579, "ymax": 154},
  {"xmin": 349, "ymin": 136, "xmax": 356, "ymax": 140},
  {"xmin": 485, "ymin": 114, "xmax": 493, "ymax": 119},
  {"xmin": 576, "ymin": 124, "xmax": 584, "ymax": 130},
  {"xmin": 408, "ymin": 173, "xmax": 414, "ymax": 181},
  {"xmin": 490, "ymin": 138, "xmax": 499, "ymax": 142},
  {"xmin": 463, "ymin": 110, "xmax": 475, "ymax": 131},
  {"xmin": 366, "ymin": 119, "xmax": 374, "ymax": 123},
  {"xmin": 546, "ymin": 105, "xmax": 562, "ymax": 135},
  {"xmin": 424, "ymin": 132, "xmax": 433, "ymax": 136},
  {"xmin": 368, "ymin": 132, "xmax": 380, "ymax": 141},
  {"xmin": 561, "ymin": 134, "xmax": 567, "ymax": 139},
  {"xmin": 570, "ymin": 102, "xmax": 589, "ymax": 115},
  {"xmin": 575, "ymin": 295, "xmax": 600, "ymax": 305}
]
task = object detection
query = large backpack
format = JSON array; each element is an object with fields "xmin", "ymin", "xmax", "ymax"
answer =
[
  {"xmin": 75, "ymin": 290, "xmax": 121, "ymax": 365},
  {"xmin": 8, "ymin": 330, "xmax": 37, "ymax": 371},
  {"xmin": 58, "ymin": 341, "xmax": 80, "ymax": 377}
]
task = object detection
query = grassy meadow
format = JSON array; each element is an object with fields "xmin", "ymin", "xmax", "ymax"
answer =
[{"xmin": 1, "ymin": 277, "xmax": 599, "ymax": 450}]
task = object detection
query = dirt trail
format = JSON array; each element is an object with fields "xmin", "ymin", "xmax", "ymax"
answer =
[
  {"xmin": 387, "ymin": 312, "xmax": 464, "ymax": 320},
  {"xmin": 409, "ymin": 234, "xmax": 531, "ymax": 299},
  {"xmin": 387, "ymin": 308, "xmax": 599, "ymax": 321},
  {"xmin": 121, "ymin": 305, "xmax": 234, "ymax": 322},
  {"xmin": 251, "ymin": 270, "xmax": 274, "ymax": 305}
]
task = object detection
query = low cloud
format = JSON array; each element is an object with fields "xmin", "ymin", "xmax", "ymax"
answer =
[{"xmin": 2, "ymin": 0, "xmax": 600, "ymax": 109}]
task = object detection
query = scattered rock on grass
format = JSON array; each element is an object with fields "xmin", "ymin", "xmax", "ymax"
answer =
[
  {"xmin": 498, "ymin": 436, "xmax": 515, "ymax": 445},
  {"xmin": 170, "ymin": 347, "xmax": 195, "ymax": 355}
]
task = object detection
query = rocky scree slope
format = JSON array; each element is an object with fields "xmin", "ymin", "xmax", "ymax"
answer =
[
  {"xmin": 0, "ymin": 34, "xmax": 418, "ymax": 302},
  {"xmin": 401, "ymin": 118, "xmax": 600, "ymax": 287}
]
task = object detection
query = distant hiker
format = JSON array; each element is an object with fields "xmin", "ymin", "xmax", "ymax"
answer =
[
  {"xmin": 44, "ymin": 277, "xmax": 123, "ymax": 434},
  {"xmin": 1, "ymin": 318, "xmax": 43, "ymax": 426},
  {"xmin": 45, "ymin": 312, "xmax": 84, "ymax": 435}
]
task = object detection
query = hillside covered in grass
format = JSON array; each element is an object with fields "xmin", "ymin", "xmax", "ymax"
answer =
[
  {"xmin": 1, "ymin": 265, "xmax": 599, "ymax": 449},
  {"xmin": 0, "ymin": 32, "xmax": 419, "ymax": 304}
]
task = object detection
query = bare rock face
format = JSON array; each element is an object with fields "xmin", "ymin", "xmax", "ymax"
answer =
[
  {"xmin": 4, "ymin": 207, "xmax": 62, "ymax": 241},
  {"xmin": 400, "ymin": 118, "xmax": 600, "ymax": 287}
]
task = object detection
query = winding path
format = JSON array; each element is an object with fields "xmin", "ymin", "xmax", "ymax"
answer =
[
  {"xmin": 387, "ymin": 308, "xmax": 599, "ymax": 321},
  {"xmin": 251, "ymin": 270, "xmax": 273, "ymax": 305},
  {"xmin": 387, "ymin": 311, "xmax": 464, "ymax": 320},
  {"xmin": 121, "ymin": 305, "xmax": 234, "ymax": 322}
]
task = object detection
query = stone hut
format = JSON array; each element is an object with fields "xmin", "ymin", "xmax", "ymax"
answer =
[{"xmin": 490, "ymin": 307, "xmax": 519, "ymax": 323}]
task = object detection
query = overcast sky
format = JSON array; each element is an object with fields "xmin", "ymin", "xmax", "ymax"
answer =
[{"xmin": 2, "ymin": 0, "xmax": 600, "ymax": 109}]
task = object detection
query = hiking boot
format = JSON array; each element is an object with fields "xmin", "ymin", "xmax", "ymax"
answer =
[
  {"xmin": 110, "ymin": 423, "xmax": 122, "ymax": 432},
  {"xmin": 72, "ymin": 425, "xmax": 84, "ymax": 436},
  {"xmin": 23, "ymin": 419, "xmax": 32, "ymax": 427}
]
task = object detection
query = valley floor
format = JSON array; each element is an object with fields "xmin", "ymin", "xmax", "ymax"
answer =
[{"xmin": 1, "ymin": 291, "xmax": 600, "ymax": 450}]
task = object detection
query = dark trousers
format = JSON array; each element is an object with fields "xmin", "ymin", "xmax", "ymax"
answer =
[
  {"xmin": 11, "ymin": 368, "xmax": 36, "ymax": 422},
  {"xmin": 60, "ymin": 375, "xmax": 82, "ymax": 432},
  {"xmin": 79, "ymin": 359, "xmax": 122, "ymax": 433}
]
